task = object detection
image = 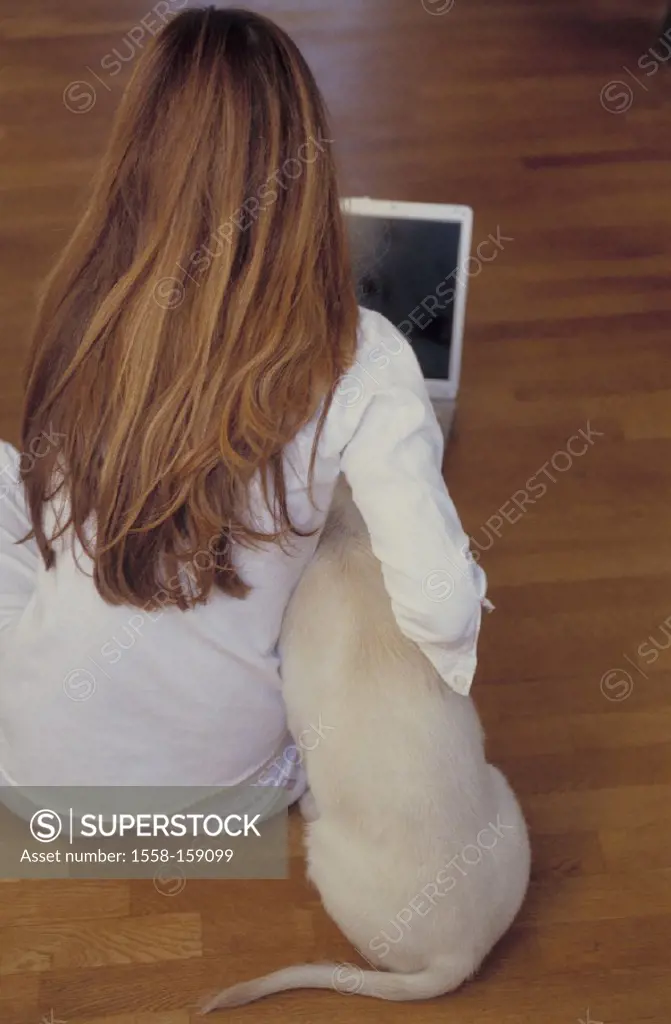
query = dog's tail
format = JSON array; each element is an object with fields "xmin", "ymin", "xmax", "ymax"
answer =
[{"xmin": 199, "ymin": 957, "xmax": 471, "ymax": 1011}]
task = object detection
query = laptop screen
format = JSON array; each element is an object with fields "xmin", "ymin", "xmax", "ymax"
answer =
[{"xmin": 345, "ymin": 214, "xmax": 463, "ymax": 381}]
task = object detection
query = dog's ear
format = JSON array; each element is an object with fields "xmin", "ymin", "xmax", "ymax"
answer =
[
  {"xmin": 324, "ymin": 475, "xmax": 369, "ymax": 543},
  {"xmin": 320, "ymin": 475, "xmax": 349, "ymax": 542},
  {"xmin": 320, "ymin": 474, "xmax": 364, "ymax": 546},
  {"xmin": 331, "ymin": 473, "xmax": 354, "ymax": 513}
]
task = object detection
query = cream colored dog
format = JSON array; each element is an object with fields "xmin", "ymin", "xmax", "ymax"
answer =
[{"xmin": 202, "ymin": 479, "xmax": 530, "ymax": 1010}]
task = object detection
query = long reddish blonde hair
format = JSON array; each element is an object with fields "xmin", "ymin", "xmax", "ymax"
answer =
[{"xmin": 21, "ymin": 6, "xmax": 358, "ymax": 609}]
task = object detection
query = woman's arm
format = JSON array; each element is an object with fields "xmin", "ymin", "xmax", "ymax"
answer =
[{"xmin": 337, "ymin": 313, "xmax": 489, "ymax": 695}]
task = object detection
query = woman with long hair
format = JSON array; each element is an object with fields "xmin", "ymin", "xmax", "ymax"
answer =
[{"xmin": 0, "ymin": 7, "xmax": 487, "ymax": 817}]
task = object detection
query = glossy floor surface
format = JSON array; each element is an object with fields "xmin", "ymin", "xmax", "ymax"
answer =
[{"xmin": 1, "ymin": 2, "xmax": 670, "ymax": 1022}]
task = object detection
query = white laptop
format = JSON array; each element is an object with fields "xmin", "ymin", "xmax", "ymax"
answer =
[{"xmin": 342, "ymin": 197, "xmax": 473, "ymax": 438}]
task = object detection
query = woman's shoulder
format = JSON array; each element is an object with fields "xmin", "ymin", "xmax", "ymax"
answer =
[
  {"xmin": 355, "ymin": 306, "xmax": 413, "ymax": 362},
  {"xmin": 289, "ymin": 309, "xmax": 430, "ymax": 465},
  {"xmin": 343, "ymin": 306, "xmax": 427, "ymax": 401},
  {"xmin": 305, "ymin": 308, "xmax": 432, "ymax": 461}
]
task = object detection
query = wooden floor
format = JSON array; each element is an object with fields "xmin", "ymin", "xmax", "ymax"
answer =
[{"xmin": 2, "ymin": 1, "xmax": 671, "ymax": 1022}]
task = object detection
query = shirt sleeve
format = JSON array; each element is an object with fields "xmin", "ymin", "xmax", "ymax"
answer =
[{"xmin": 336, "ymin": 313, "xmax": 491, "ymax": 696}]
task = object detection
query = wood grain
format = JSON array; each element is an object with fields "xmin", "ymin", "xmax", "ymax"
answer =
[{"xmin": 1, "ymin": 2, "xmax": 670, "ymax": 1023}]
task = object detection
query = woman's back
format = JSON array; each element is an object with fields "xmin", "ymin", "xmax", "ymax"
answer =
[
  {"xmin": 1, "ymin": 307, "xmax": 488, "ymax": 791},
  {"xmin": 1, "ymin": 382, "xmax": 331, "ymax": 788},
  {"xmin": 0, "ymin": 9, "xmax": 489, "ymax": 802}
]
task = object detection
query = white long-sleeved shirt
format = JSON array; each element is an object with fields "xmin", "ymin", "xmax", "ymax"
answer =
[{"xmin": 0, "ymin": 309, "xmax": 489, "ymax": 790}]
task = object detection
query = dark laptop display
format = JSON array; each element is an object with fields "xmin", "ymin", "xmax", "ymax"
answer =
[{"xmin": 345, "ymin": 215, "xmax": 462, "ymax": 380}]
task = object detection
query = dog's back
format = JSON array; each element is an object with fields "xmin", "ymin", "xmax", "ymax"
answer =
[
  {"xmin": 298, "ymin": 475, "xmax": 428, "ymax": 674},
  {"xmin": 202, "ymin": 478, "xmax": 531, "ymax": 1011},
  {"xmin": 281, "ymin": 476, "xmax": 501, "ymax": 830}
]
